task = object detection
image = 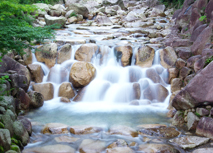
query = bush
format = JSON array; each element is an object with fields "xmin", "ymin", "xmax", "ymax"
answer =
[
  {"xmin": 160, "ymin": 0, "xmax": 184, "ymax": 9},
  {"xmin": 19, "ymin": 0, "xmax": 59, "ymax": 4}
]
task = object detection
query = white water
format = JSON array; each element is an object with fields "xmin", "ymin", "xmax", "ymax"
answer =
[{"xmin": 27, "ymin": 24, "xmax": 171, "ymax": 127}]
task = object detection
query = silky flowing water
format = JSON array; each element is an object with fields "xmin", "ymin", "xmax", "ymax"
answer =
[{"xmin": 23, "ymin": 22, "xmax": 176, "ymax": 151}]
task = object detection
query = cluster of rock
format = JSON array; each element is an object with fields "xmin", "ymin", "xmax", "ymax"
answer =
[
  {"xmin": 0, "ymin": 56, "xmax": 43, "ymax": 152},
  {"xmin": 164, "ymin": 0, "xmax": 213, "ymax": 142}
]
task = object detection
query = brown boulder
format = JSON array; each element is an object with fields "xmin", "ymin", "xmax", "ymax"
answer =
[
  {"xmin": 75, "ymin": 43, "xmax": 98, "ymax": 62},
  {"xmin": 115, "ymin": 46, "xmax": 132, "ymax": 67},
  {"xmin": 69, "ymin": 61, "xmax": 96, "ymax": 88},
  {"xmin": 135, "ymin": 46, "xmax": 155, "ymax": 68},
  {"xmin": 16, "ymin": 88, "xmax": 31, "ymax": 110},
  {"xmin": 59, "ymin": 82, "xmax": 75, "ymax": 99},
  {"xmin": 146, "ymin": 68, "xmax": 162, "ymax": 83},
  {"xmin": 33, "ymin": 83, "xmax": 54, "ymax": 101},
  {"xmin": 70, "ymin": 125, "xmax": 104, "ymax": 134},
  {"xmin": 171, "ymin": 78, "xmax": 182, "ymax": 93},
  {"xmin": 42, "ymin": 123, "xmax": 69, "ymax": 134},
  {"xmin": 190, "ymin": 24, "xmax": 207, "ymax": 42},
  {"xmin": 175, "ymin": 47, "xmax": 192, "ymax": 60},
  {"xmin": 60, "ymin": 97, "xmax": 71, "ymax": 103},
  {"xmin": 28, "ymin": 91, "xmax": 44, "ymax": 108},
  {"xmin": 35, "ymin": 43, "xmax": 57, "ymax": 68},
  {"xmin": 22, "ymin": 48, "xmax": 32, "ymax": 65},
  {"xmin": 187, "ymin": 55, "xmax": 201, "ymax": 69},
  {"xmin": 58, "ymin": 44, "xmax": 72, "ymax": 64},
  {"xmin": 159, "ymin": 47, "xmax": 177, "ymax": 69},
  {"xmin": 175, "ymin": 58, "xmax": 186, "ymax": 69},
  {"xmin": 168, "ymin": 68, "xmax": 179, "ymax": 83},
  {"xmin": 27, "ymin": 64, "xmax": 44, "ymax": 83},
  {"xmin": 179, "ymin": 67, "xmax": 192, "ymax": 79}
]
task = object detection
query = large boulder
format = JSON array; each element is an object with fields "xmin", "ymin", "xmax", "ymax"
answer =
[
  {"xmin": 115, "ymin": 46, "xmax": 132, "ymax": 67},
  {"xmin": 35, "ymin": 43, "xmax": 57, "ymax": 68},
  {"xmin": 69, "ymin": 61, "xmax": 96, "ymax": 88},
  {"xmin": 95, "ymin": 15, "xmax": 113, "ymax": 26},
  {"xmin": 0, "ymin": 129, "xmax": 11, "ymax": 152},
  {"xmin": 79, "ymin": 139, "xmax": 106, "ymax": 153},
  {"xmin": 33, "ymin": 83, "xmax": 54, "ymax": 101},
  {"xmin": 196, "ymin": 117, "xmax": 213, "ymax": 139},
  {"xmin": 172, "ymin": 61, "xmax": 213, "ymax": 110},
  {"xmin": 13, "ymin": 121, "xmax": 29, "ymax": 146},
  {"xmin": 58, "ymin": 82, "xmax": 75, "ymax": 99},
  {"xmin": 28, "ymin": 91, "xmax": 44, "ymax": 108},
  {"xmin": 75, "ymin": 43, "xmax": 98, "ymax": 62},
  {"xmin": 16, "ymin": 88, "xmax": 31, "ymax": 110},
  {"xmin": 159, "ymin": 47, "xmax": 177, "ymax": 69},
  {"xmin": 58, "ymin": 44, "xmax": 72, "ymax": 64},
  {"xmin": 135, "ymin": 46, "xmax": 155, "ymax": 68},
  {"xmin": 45, "ymin": 15, "xmax": 66, "ymax": 28},
  {"xmin": 27, "ymin": 64, "xmax": 44, "ymax": 83},
  {"xmin": 67, "ymin": 4, "xmax": 89, "ymax": 18}
]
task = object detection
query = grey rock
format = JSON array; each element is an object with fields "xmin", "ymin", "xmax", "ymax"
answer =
[
  {"xmin": 0, "ymin": 129, "xmax": 11, "ymax": 152},
  {"xmin": 196, "ymin": 108, "xmax": 209, "ymax": 116},
  {"xmin": 187, "ymin": 112, "xmax": 199, "ymax": 130},
  {"xmin": 13, "ymin": 121, "xmax": 29, "ymax": 146}
]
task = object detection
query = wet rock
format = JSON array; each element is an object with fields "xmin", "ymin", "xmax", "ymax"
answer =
[
  {"xmin": 192, "ymin": 148, "xmax": 213, "ymax": 153},
  {"xmin": 187, "ymin": 112, "xmax": 199, "ymax": 131},
  {"xmin": 16, "ymin": 88, "xmax": 31, "ymax": 110},
  {"xmin": 106, "ymin": 147, "xmax": 134, "ymax": 153},
  {"xmin": 179, "ymin": 67, "xmax": 192, "ymax": 79},
  {"xmin": 171, "ymin": 78, "xmax": 182, "ymax": 93},
  {"xmin": 176, "ymin": 58, "xmax": 186, "ymax": 69},
  {"xmin": 176, "ymin": 47, "xmax": 192, "ymax": 60},
  {"xmin": 59, "ymin": 82, "xmax": 75, "ymax": 99},
  {"xmin": 115, "ymin": 45, "xmax": 132, "ymax": 67},
  {"xmin": 69, "ymin": 61, "xmax": 96, "ymax": 88},
  {"xmin": 75, "ymin": 43, "xmax": 98, "ymax": 62},
  {"xmin": 107, "ymin": 139, "xmax": 128, "ymax": 149},
  {"xmin": 33, "ymin": 83, "xmax": 54, "ymax": 101},
  {"xmin": 135, "ymin": 46, "xmax": 155, "ymax": 68},
  {"xmin": 159, "ymin": 46, "xmax": 177, "ymax": 69},
  {"xmin": 47, "ymin": 65, "xmax": 68, "ymax": 84},
  {"xmin": 67, "ymin": 4, "xmax": 89, "ymax": 18},
  {"xmin": 149, "ymin": 5, "xmax": 165, "ymax": 17},
  {"xmin": 196, "ymin": 117, "xmax": 213, "ymax": 139},
  {"xmin": 138, "ymin": 126, "xmax": 180, "ymax": 138},
  {"xmin": 70, "ymin": 125, "xmax": 103, "ymax": 134},
  {"xmin": 23, "ymin": 144, "xmax": 75, "ymax": 153},
  {"xmin": 58, "ymin": 44, "xmax": 72, "ymax": 64},
  {"xmin": 130, "ymin": 100, "xmax": 151, "ymax": 105},
  {"xmin": 172, "ymin": 111, "xmax": 185, "ymax": 126},
  {"xmin": 0, "ymin": 129, "xmax": 11, "ymax": 152},
  {"xmin": 45, "ymin": 15, "xmax": 66, "ymax": 28},
  {"xmin": 60, "ymin": 97, "xmax": 71, "ymax": 103},
  {"xmin": 172, "ymin": 62, "xmax": 213, "ymax": 110},
  {"xmin": 54, "ymin": 136, "xmax": 79, "ymax": 143},
  {"xmin": 17, "ymin": 116, "xmax": 32, "ymax": 135},
  {"xmin": 28, "ymin": 91, "xmax": 44, "ymax": 108},
  {"xmin": 138, "ymin": 144, "xmax": 179, "ymax": 153},
  {"xmin": 187, "ymin": 55, "xmax": 201, "ymax": 69},
  {"xmin": 42, "ymin": 123, "xmax": 69, "ymax": 134},
  {"xmin": 109, "ymin": 125, "xmax": 138, "ymax": 137},
  {"xmin": 22, "ymin": 48, "xmax": 32, "ymax": 65},
  {"xmin": 191, "ymin": 26, "xmax": 212, "ymax": 55},
  {"xmin": 73, "ymin": 86, "xmax": 87, "ymax": 102},
  {"xmin": 95, "ymin": 15, "xmax": 112, "ymax": 26},
  {"xmin": 35, "ymin": 43, "xmax": 57, "ymax": 68},
  {"xmin": 196, "ymin": 108, "xmax": 209, "ymax": 116},
  {"xmin": 13, "ymin": 120, "xmax": 29, "ymax": 146},
  {"xmin": 146, "ymin": 68, "xmax": 162, "ymax": 83},
  {"xmin": 169, "ymin": 136, "xmax": 210, "ymax": 149},
  {"xmin": 27, "ymin": 64, "xmax": 44, "ymax": 83},
  {"xmin": 133, "ymin": 83, "xmax": 141, "ymax": 100},
  {"xmin": 143, "ymin": 84, "xmax": 169, "ymax": 102},
  {"xmin": 79, "ymin": 139, "xmax": 106, "ymax": 153}
]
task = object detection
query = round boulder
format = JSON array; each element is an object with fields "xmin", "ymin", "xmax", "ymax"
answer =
[
  {"xmin": 28, "ymin": 91, "xmax": 44, "ymax": 108},
  {"xmin": 58, "ymin": 82, "xmax": 75, "ymax": 99},
  {"xmin": 115, "ymin": 46, "xmax": 132, "ymax": 67}
]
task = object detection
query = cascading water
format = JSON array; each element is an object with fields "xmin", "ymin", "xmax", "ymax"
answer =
[{"xmin": 26, "ymin": 24, "xmax": 171, "ymax": 129}]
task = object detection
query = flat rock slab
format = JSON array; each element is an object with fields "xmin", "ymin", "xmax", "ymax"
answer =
[
  {"xmin": 109, "ymin": 125, "xmax": 138, "ymax": 137},
  {"xmin": 169, "ymin": 136, "xmax": 210, "ymax": 149},
  {"xmin": 79, "ymin": 139, "xmax": 106, "ymax": 153},
  {"xmin": 138, "ymin": 144, "xmax": 179, "ymax": 153},
  {"xmin": 192, "ymin": 148, "xmax": 213, "ymax": 153},
  {"xmin": 70, "ymin": 125, "xmax": 104, "ymax": 134},
  {"xmin": 42, "ymin": 123, "xmax": 69, "ymax": 134},
  {"xmin": 138, "ymin": 126, "xmax": 180, "ymax": 138},
  {"xmin": 54, "ymin": 136, "xmax": 80, "ymax": 143}
]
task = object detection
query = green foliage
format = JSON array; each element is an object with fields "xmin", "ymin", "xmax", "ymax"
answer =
[
  {"xmin": 0, "ymin": 146, "xmax": 4, "ymax": 153},
  {"xmin": 0, "ymin": 0, "xmax": 58, "ymax": 57},
  {"xmin": 205, "ymin": 56, "xmax": 213, "ymax": 67},
  {"xmin": 199, "ymin": 15, "xmax": 207, "ymax": 22},
  {"xmin": 195, "ymin": 112, "xmax": 201, "ymax": 117},
  {"xmin": 160, "ymin": 0, "xmax": 184, "ymax": 9},
  {"xmin": 0, "ymin": 122, "xmax": 4, "ymax": 128},
  {"xmin": 69, "ymin": 12, "xmax": 77, "ymax": 18},
  {"xmin": 19, "ymin": 0, "xmax": 59, "ymax": 4},
  {"xmin": 10, "ymin": 145, "xmax": 20, "ymax": 152}
]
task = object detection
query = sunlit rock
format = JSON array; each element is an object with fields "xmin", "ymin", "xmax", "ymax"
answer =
[
  {"xmin": 59, "ymin": 82, "xmax": 75, "ymax": 99},
  {"xmin": 33, "ymin": 83, "xmax": 54, "ymax": 100},
  {"xmin": 42, "ymin": 123, "xmax": 69, "ymax": 134}
]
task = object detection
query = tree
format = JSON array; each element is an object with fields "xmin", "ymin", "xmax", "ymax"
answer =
[{"xmin": 0, "ymin": 0, "xmax": 58, "ymax": 57}]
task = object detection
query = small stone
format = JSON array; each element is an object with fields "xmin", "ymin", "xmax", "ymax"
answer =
[
  {"xmin": 187, "ymin": 112, "xmax": 199, "ymax": 131},
  {"xmin": 196, "ymin": 108, "xmax": 209, "ymax": 116}
]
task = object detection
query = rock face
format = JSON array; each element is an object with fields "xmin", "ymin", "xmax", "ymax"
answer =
[
  {"xmin": 115, "ymin": 46, "xmax": 132, "ymax": 67},
  {"xmin": 27, "ymin": 64, "xmax": 44, "ymax": 83},
  {"xmin": 33, "ymin": 83, "xmax": 54, "ymax": 101},
  {"xmin": 58, "ymin": 82, "xmax": 75, "ymax": 99},
  {"xmin": 58, "ymin": 44, "xmax": 72, "ymax": 64},
  {"xmin": 75, "ymin": 43, "xmax": 98, "ymax": 62},
  {"xmin": 169, "ymin": 136, "xmax": 210, "ymax": 149},
  {"xmin": 45, "ymin": 15, "xmax": 66, "ymax": 28},
  {"xmin": 135, "ymin": 46, "xmax": 155, "ymax": 68},
  {"xmin": 67, "ymin": 4, "xmax": 89, "ymax": 18},
  {"xmin": 35, "ymin": 43, "xmax": 57, "ymax": 68},
  {"xmin": 69, "ymin": 61, "xmax": 96, "ymax": 88},
  {"xmin": 196, "ymin": 117, "xmax": 213, "ymax": 139},
  {"xmin": 172, "ymin": 61, "xmax": 213, "ymax": 110}
]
